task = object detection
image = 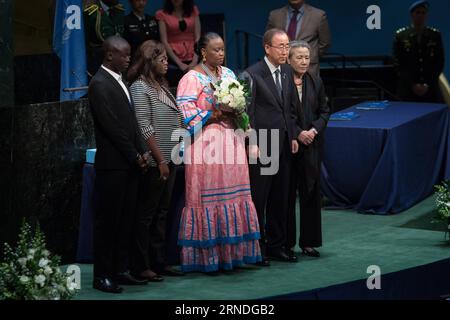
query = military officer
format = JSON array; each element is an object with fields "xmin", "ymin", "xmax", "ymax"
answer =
[
  {"xmin": 84, "ymin": 0, "xmax": 126, "ymax": 75},
  {"xmin": 392, "ymin": 0, "xmax": 445, "ymax": 103},
  {"xmin": 124, "ymin": 0, "xmax": 160, "ymax": 59}
]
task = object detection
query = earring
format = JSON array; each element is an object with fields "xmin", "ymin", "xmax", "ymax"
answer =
[{"xmin": 202, "ymin": 54, "xmax": 206, "ymax": 63}]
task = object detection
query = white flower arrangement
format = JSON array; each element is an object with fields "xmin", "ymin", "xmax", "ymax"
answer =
[
  {"xmin": 434, "ymin": 181, "xmax": 450, "ymax": 239},
  {"xmin": 0, "ymin": 221, "xmax": 79, "ymax": 300},
  {"xmin": 212, "ymin": 78, "xmax": 251, "ymax": 131}
]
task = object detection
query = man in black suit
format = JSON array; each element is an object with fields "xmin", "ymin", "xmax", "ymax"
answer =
[
  {"xmin": 241, "ymin": 29, "xmax": 301, "ymax": 265},
  {"xmin": 88, "ymin": 36, "xmax": 150, "ymax": 293}
]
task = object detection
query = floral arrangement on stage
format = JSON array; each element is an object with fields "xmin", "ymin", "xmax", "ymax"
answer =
[
  {"xmin": 213, "ymin": 78, "xmax": 251, "ymax": 131},
  {"xmin": 434, "ymin": 180, "xmax": 450, "ymax": 239},
  {"xmin": 0, "ymin": 221, "xmax": 78, "ymax": 300}
]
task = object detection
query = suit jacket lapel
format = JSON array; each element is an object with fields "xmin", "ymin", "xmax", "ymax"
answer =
[
  {"xmin": 281, "ymin": 66, "xmax": 290, "ymax": 109},
  {"xmin": 281, "ymin": 5, "xmax": 289, "ymax": 30},
  {"xmin": 260, "ymin": 61, "xmax": 283, "ymax": 107},
  {"xmin": 159, "ymin": 86, "xmax": 178, "ymax": 112},
  {"xmin": 298, "ymin": 4, "xmax": 310, "ymax": 40},
  {"xmin": 100, "ymin": 68, "xmax": 133, "ymax": 110}
]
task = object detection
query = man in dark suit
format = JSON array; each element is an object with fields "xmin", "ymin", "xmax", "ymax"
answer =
[
  {"xmin": 266, "ymin": 0, "xmax": 331, "ymax": 77},
  {"xmin": 88, "ymin": 36, "xmax": 150, "ymax": 293},
  {"xmin": 241, "ymin": 29, "xmax": 301, "ymax": 265}
]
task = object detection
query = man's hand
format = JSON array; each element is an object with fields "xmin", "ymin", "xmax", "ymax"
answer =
[
  {"xmin": 292, "ymin": 140, "xmax": 299, "ymax": 154},
  {"xmin": 298, "ymin": 131, "xmax": 313, "ymax": 146},
  {"xmin": 136, "ymin": 154, "xmax": 148, "ymax": 173},
  {"xmin": 142, "ymin": 152, "xmax": 151, "ymax": 166}
]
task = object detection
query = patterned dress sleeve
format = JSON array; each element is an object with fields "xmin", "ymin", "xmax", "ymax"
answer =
[{"xmin": 176, "ymin": 72, "xmax": 212, "ymax": 136}]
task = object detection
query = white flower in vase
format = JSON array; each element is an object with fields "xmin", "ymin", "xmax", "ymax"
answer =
[{"xmin": 34, "ymin": 274, "xmax": 46, "ymax": 287}]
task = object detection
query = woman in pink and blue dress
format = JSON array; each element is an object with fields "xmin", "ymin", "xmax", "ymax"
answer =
[{"xmin": 176, "ymin": 32, "xmax": 262, "ymax": 273}]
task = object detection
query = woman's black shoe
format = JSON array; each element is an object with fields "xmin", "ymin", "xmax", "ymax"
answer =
[{"xmin": 301, "ymin": 247, "xmax": 320, "ymax": 258}]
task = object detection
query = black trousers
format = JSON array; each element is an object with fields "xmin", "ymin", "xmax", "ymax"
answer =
[
  {"xmin": 132, "ymin": 165, "xmax": 176, "ymax": 274},
  {"xmin": 249, "ymin": 133, "xmax": 291, "ymax": 255},
  {"xmin": 93, "ymin": 169, "xmax": 139, "ymax": 278},
  {"xmin": 287, "ymin": 154, "xmax": 323, "ymax": 249}
]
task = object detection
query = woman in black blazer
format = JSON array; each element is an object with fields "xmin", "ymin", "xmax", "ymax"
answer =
[
  {"xmin": 287, "ymin": 40, "xmax": 330, "ymax": 258},
  {"xmin": 127, "ymin": 40, "xmax": 185, "ymax": 280}
]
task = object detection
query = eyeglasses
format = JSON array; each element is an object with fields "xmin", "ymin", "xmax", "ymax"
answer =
[
  {"xmin": 269, "ymin": 45, "xmax": 290, "ymax": 51},
  {"xmin": 157, "ymin": 57, "xmax": 168, "ymax": 64}
]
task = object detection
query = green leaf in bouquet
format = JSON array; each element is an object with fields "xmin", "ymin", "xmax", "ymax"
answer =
[{"xmin": 235, "ymin": 112, "xmax": 250, "ymax": 131}]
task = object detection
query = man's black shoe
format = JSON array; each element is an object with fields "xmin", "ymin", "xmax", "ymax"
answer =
[
  {"xmin": 267, "ymin": 250, "xmax": 298, "ymax": 263},
  {"xmin": 115, "ymin": 272, "xmax": 148, "ymax": 285},
  {"xmin": 93, "ymin": 277, "xmax": 123, "ymax": 293}
]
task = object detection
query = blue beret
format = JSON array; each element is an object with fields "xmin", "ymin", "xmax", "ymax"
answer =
[{"xmin": 409, "ymin": 0, "xmax": 430, "ymax": 12}]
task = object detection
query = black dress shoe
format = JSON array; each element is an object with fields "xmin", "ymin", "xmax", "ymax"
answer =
[
  {"xmin": 255, "ymin": 257, "xmax": 271, "ymax": 267},
  {"xmin": 115, "ymin": 272, "xmax": 148, "ymax": 285},
  {"xmin": 267, "ymin": 250, "xmax": 298, "ymax": 263},
  {"xmin": 93, "ymin": 277, "xmax": 123, "ymax": 294},
  {"xmin": 301, "ymin": 247, "xmax": 320, "ymax": 258},
  {"xmin": 157, "ymin": 267, "xmax": 185, "ymax": 277}
]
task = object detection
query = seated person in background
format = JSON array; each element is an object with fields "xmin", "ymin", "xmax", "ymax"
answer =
[
  {"xmin": 156, "ymin": 0, "xmax": 201, "ymax": 87},
  {"xmin": 124, "ymin": 0, "xmax": 160, "ymax": 59},
  {"xmin": 392, "ymin": 0, "xmax": 445, "ymax": 103},
  {"xmin": 84, "ymin": 0, "xmax": 126, "ymax": 76}
]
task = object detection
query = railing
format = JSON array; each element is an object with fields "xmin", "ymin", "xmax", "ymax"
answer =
[{"xmin": 235, "ymin": 30, "xmax": 263, "ymax": 70}]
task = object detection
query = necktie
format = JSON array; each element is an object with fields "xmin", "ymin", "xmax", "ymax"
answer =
[
  {"xmin": 287, "ymin": 9, "xmax": 299, "ymax": 41},
  {"xmin": 275, "ymin": 69, "xmax": 282, "ymax": 99}
]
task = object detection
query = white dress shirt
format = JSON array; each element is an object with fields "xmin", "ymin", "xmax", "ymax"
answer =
[
  {"xmin": 101, "ymin": 65, "xmax": 131, "ymax": 104},
  {"xmin": 264, "ymin": 56, "xmax": 282, "ymax": 90}
]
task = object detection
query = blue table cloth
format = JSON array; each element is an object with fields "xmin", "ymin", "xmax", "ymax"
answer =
[{"xmin": 321, "ymin": 102, "xmax": 449, "ymax": 214}]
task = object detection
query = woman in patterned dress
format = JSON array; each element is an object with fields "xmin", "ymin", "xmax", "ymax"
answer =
[{"xmin": 176, "ymin": 33, "xmax": 262, "ymax": 273}]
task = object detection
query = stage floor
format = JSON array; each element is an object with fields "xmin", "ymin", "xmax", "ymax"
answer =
[{"xmin": 73, "ymin": 196, "xmax": 450, "ymax": 300}]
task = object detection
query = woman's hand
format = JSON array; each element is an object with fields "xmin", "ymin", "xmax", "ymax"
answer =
[
  {"xmin": 178, "ymin": 62, "xmax": 190, "ymax": 72},
  {"xmin": 158, "ymin": 162, "xmax": 170, "ymax": 181},
  {"xmin": 248, "ymin": 145, "xmax": 260, "ymax": 160}
]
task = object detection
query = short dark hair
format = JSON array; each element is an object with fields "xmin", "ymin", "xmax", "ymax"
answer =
[
  {"xmin": 163, "ymin": 0, "xmax": 195, "ymax": 17},
  {"xmin": 263, "ymin": 28, "xmax": 287, "ymax": 47},
  {"xmin": 196, "ymin": 32, "xmax": 222, "ymax": 56}
]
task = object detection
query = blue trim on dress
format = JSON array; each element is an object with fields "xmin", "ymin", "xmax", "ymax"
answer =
[
  {"xmin": 181, "ymin": 255, "xmax": 262, "ymax": 273},
  {"xmin": 201, "ymin": 193, "xmax": 252, "ymax": 204},
  {"xmin": 178, "ymin": 232, "xmax": 261, "ymax": 248},
  {"xmin": 201, "ymin": 188, "xmax": 252, "ymax": 198},
  {"xmin": 201, "ymin": 184, "xmax": 251, "ymax": 192}
]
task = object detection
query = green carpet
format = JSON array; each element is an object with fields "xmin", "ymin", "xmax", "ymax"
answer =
[{"xmin": 72, "ymin": 196, "xmax": 450, "ymax": 300}]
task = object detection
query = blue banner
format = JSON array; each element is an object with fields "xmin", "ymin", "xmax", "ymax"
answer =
[{"xmin": 53, "ymin": 0, "xmax": 88, "ymax": 101}]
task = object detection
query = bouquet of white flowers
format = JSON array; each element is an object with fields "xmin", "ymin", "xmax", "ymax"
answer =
[
  {"xmin": 434, "ymin": 180, "xmax": 450, "ymax": 239},
  {"xmin": 213, "ymin": 78, "xmax": 251, "ymax": 131},
  {"xmin": 0, "ymin": 221, "xmax": 78, "ymax": 300}
]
